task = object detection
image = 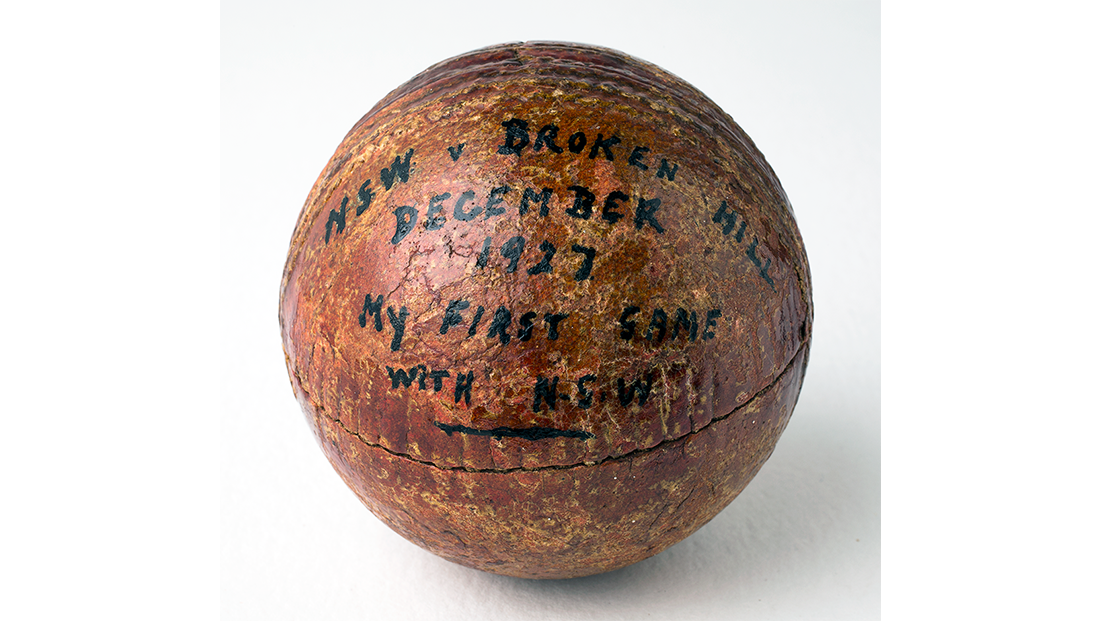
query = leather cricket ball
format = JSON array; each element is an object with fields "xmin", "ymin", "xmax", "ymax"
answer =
[{"xmin": 279, "ymin": 41, "xmax": 812, "ymax": 579}]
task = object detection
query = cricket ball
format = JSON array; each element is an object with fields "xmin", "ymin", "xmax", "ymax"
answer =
[{"xmin": 279, "ymin": 41, "xmax": 811, "ymax": 579}]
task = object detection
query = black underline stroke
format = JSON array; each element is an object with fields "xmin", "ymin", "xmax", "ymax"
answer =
[{"xmin": 434, "ymin": 421, "xmax": 594, "ymax": 441}]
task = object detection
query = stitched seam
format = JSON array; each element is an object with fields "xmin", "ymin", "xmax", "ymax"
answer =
[{"xmin": 320, "ymin": 340, "xmax": 807, "ymax": 474}]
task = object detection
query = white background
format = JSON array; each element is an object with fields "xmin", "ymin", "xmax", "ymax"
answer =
[
  {"xmin": 221, "ymin": 2, "xmax": 880, "ymax": 619},
  {"xmin": 2, "ymin": 1, "xmax": 1100, "ymax": 620}
]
